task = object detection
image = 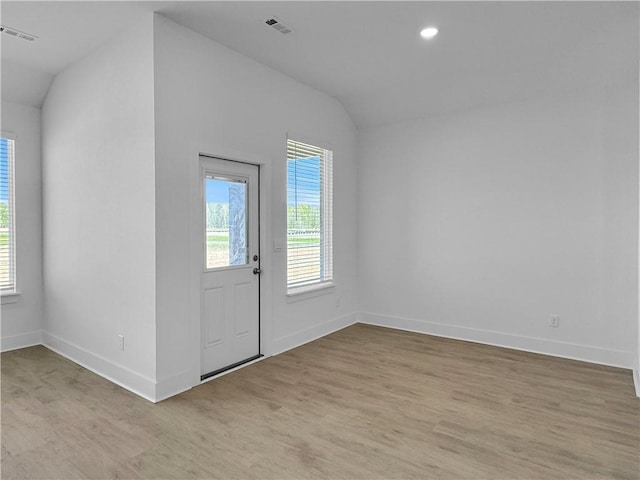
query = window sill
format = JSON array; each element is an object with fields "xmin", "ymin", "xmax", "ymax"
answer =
[
  {"xmin": 286, "ymin": 282, "xmax": 335, "ymax": 303},
  {"xmin": 1, "ymin": 292, "xmax": 21, "ymax": 305}
]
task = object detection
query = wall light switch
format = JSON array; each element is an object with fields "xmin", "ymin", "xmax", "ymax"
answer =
[{"xmin": 273, "ymin": 238, "xmax": 285, "ymax": 253}]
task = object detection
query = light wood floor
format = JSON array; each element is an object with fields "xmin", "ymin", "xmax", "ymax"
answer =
[{"xmin": 2, "ymin": 324, "xmax": 639, "ymax": 479}]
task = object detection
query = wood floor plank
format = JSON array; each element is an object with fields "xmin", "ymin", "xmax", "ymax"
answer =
[{"xmin": 2, "ymin": 324, "xmax": 639, "ymax": 479}]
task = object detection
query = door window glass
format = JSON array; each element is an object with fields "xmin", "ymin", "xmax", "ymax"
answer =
[{"xmin": 205, "ymin": 175, "xmax": 248, "ymax": 269}]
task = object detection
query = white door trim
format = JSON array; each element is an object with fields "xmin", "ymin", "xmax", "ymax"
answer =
[
  {"xmin": 199, "ymin": 157, "xmax": 260, "ymax": 378},
  {"xmin": 187, "ymin": 144, "xmax": 273, "ymax": 389}
]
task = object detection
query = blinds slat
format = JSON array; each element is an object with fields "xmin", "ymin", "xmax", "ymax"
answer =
[
  {"xmin": 0, "ymin": 137, "xmax": 15, "ymax": 291},
  {"xmin": 286, "ymin": 139, "xmax": 333, "ymax": 289}
]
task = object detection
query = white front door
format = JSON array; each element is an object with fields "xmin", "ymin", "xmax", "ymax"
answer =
[{"xmin": 200, "ymin": 156, "xmax": 261, "ymax": 380}]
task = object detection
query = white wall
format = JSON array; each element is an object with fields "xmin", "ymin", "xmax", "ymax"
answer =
[
  {"xmin": 1, "ymin": 62, "xmax": 53, "ymax": 108},
  {"xmin": 0, "ymin": 101, "xmax": 44, "ymax": 350},
  {"xmin": 28, "ymin": 11, "xmax": 638, "ymax": 401},
  {"xmin": 41, "ymin": 16, "xmax": 157, "ymax": 399},
  {"xmin": 358, "ymin": 83, "xmax": 638, "ymax": 368},
  {"xmin": 152, "ymin": 15, "xmax": 358, "ymax": 397}
]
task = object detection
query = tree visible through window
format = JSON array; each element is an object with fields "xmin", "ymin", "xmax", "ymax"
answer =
[
  {"xmin": 205, "ymin": 176, "xmax": 248, "ymax": 269},
  {"xmin": 287, "ymin": 139, "xmax": 333, "ymax": 290},
  {"xmin": 0, "ymin": 137, "xmax": 15, "ymax": 293}
]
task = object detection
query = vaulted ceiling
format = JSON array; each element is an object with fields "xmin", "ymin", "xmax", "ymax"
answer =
[{"xmin": 2, "ymin": 1, "xmax": 638, "ymax": 128}]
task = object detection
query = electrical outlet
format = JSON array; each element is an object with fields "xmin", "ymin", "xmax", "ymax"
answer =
[
  {"xmin": 118, "ymin": 334, "xmax": 125, "ymax": 350},
  {"xmin": 549, "ymin": 315, "xmax": 560, "ymax": 328}
]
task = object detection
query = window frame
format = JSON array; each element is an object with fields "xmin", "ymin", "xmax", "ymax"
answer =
[
  {"xmin": 286, "ymin": 136, "xmax": 334, "ymax": 296},
  {"xmin": 203, "ymin": 171, "xmax": 251, "ymax": 272},
  {"xmin": 0, "ymin": 132, "xmax": 17, "ymax": 296}
]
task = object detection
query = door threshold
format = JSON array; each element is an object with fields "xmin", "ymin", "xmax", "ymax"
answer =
[{"xmin": 200, "ymin": 354, "xmax": 264, "ymax": 382}]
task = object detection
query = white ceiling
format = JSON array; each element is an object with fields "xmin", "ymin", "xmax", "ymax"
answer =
[{"xmin": 1, "ymin": 1, "xmax": 638, "ymax": 127}]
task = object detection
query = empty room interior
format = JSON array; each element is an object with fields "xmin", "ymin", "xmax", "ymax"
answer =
[{"xmin": 1, "ymin": 1, "xmax": 639, "ymax": 478}]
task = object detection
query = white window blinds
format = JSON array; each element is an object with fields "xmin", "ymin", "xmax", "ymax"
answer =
[
  {"xmin": 287, "ymin": 139, "xmax": 333, "ymax": 290},
  {"xmin": 0, "ymin": 137, "xmax": 15, "ymax": 292}
]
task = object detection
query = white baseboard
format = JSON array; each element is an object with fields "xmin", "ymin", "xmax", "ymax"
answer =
[
  {"xmin": 271, "ymin": 312, "xmax": 358, "ymax": 356},
  {"xmin": 155, "ymin": 369, "xmax": 193, "ymax": 402},
  {"xmin": 43, "ymin": 332, "xmax": 157, "ymax": 403},
  {"xmin": 156, "ymin": 313, "xmax": 360, "ymax": 398},
  {"xmin": 10, "ymin": 315, "xmax": 635, "ymax": 401},
  {"xmin": 1, "ymin": 330, "xmax": 43, "ymax": 352},
  {"xmin": 359, "ymin": 312, "xmax": 634, "ymax": 369}
]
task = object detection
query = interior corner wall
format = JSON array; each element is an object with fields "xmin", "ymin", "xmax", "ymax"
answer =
[
  {"xmin": 358, "ymin": 83, "xmax": 639, "ymax": 369},
  {"xmin": 152, "ymin": 14, "xmax": 358, "ymax": 396},
  {"xmin": 637, "ymin": 78, "xmax": 640, "ymax": 396},
  {"xmin": 0, "ymin": 101, "xmax": 44, "ymax": 351},
  {"xmin": 41, "ymin": 15, "xmax": 157, "ymax": 400}
]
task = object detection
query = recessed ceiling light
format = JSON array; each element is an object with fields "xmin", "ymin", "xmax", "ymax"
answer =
[{"xmin": 420, "ymin": 27, "xmax": 438, "ymax": 39}]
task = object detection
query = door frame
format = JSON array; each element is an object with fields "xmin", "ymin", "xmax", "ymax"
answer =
[
  {"xmin": 200, "ymin": 157, "xmax": 260, "ymax": 380},
  {"xmin": 187, "ymin": 145, "xmax": 273, "ymax": 389}
]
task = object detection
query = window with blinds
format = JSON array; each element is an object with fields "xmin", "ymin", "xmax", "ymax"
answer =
[
  {"xmin": 287, "ymin": 139, "xmax": 333, "ymax": 291},
  {"xmin": 0, "ymin": 137, "xmax": 15, "ymax": 293}
]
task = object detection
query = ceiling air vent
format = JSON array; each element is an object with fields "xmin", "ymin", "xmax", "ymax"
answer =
[
  {"xmin": 265, "ymin": 17, "xmax": 292, "ymax": 35},
  {"xmin": 1, "ymin": 25, "xmax": 38, "ymax": 42}
]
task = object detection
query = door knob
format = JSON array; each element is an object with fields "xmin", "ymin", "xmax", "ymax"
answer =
[{"xmin": 253, "ymin": 268, "xmax": 262, "ymax": 275}]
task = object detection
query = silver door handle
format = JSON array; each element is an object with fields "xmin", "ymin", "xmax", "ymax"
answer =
[{"xmin": 253, "ymin": 268, "xmax": 262, "ymax": 275}]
